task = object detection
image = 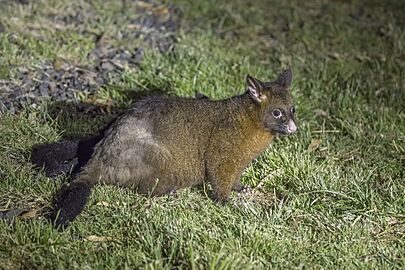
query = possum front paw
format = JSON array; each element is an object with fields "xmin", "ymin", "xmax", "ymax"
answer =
[
  {"xmin": 238, "ymin": 186, "xmax": 253, "ymax": 196},
  {"xmin": 232, "ymin": 181, "xmax": 252, "ymax": 194},
  {"xmin": 211, "ymin": 190, "xmax": 230, "ymax": 205},
  {"xmin": 212, "ymin": 196, "xmax": 228, "ymax": 205}
]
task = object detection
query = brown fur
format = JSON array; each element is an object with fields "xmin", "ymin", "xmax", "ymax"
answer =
[{"xmin": 50, "ymin": 69, "xmax": 297, "ymax": 226}]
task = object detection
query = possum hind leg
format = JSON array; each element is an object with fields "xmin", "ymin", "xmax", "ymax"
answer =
[
  {"xmin": 84, "ymin": 136, "xmax": 173, "ymax": 194},
  {"xmin": 49, "ymin": 128, "xmax": 172, "ymax": 227},
  {"xmin": 130, "ymin": 141, "xmax": 175, "ymax": 196}
]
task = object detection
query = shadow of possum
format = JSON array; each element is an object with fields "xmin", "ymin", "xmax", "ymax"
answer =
[{"xmin": 31, "ymin": 110, "xmax": 117, "ymax": 180}]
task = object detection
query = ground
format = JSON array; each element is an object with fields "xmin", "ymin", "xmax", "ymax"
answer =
[{"xmin": 0, "ymin": 0, "xmax": 404, "ymax": 269}]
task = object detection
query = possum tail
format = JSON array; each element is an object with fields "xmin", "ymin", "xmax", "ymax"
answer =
[{"xmin": 49, "ymin": 179, "xmax": 94, "ymax": 228}]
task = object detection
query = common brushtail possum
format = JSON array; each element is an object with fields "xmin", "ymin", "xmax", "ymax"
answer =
[{"xmin": 49, "ymin": 69, "xmax": 297, "ymax": 227}]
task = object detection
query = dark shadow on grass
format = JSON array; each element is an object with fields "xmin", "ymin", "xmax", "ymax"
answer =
[{"xmin": 31, "ymin": 103, "xmax": 120, "ymax": 181}]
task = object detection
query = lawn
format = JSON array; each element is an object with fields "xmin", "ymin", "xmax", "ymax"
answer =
[{"xmin": 0, "ymin": 0, "xmax": 404, "ymax": 269}]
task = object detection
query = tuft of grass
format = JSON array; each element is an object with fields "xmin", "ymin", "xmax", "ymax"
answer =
[{"xmin": 1, "ymin": 0, "xmax": 404, "ymax": 269}]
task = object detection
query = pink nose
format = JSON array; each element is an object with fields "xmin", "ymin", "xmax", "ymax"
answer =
[{"xmin": 287, "ymin": 120, "xmax": 297, "ymax": 134}]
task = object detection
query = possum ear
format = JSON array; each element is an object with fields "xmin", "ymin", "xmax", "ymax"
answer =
[
  {"xmin": 275, "ymin": 68, "xmax": 293, "ymax": 89},
  {"xmin": 246, "ymin": 75, "xmax": 266, "ymax": 104}
]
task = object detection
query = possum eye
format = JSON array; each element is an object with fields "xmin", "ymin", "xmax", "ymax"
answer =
[{"xmin": 272, "ymin": 109, "xmax": 282, "ymax": 118}]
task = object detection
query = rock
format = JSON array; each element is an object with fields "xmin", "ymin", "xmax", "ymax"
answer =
[{"xmin": 100, "ymin": 61, "xmax": 115, "ymax": 72}]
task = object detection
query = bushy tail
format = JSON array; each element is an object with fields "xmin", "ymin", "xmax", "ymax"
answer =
[{"xmin": 49, "ymin": 180, "xmax": 94, "ymax": 228}]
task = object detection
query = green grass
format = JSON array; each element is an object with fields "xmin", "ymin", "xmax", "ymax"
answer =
[{"xmin": 1, "ymin": 0, "xmax": 404, "ymax": 269}]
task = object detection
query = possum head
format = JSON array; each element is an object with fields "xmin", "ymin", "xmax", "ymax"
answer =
[{"xmin": 246, "ymin": 69, "xmax": 297, "ymax": 135}]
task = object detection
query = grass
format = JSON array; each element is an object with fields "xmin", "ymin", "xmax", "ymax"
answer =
[{"xmin": 0, "ymin": 0, "xmax": 404, "ymax": 269}]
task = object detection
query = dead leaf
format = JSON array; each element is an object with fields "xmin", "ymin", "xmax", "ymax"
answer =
[
  {"xmin": 53, "ymin": 58, "xmax": 65, "ymax": 70},
  {"xmin": 21, "ymin": 209, "xmax": 38, "ymax": 219},
  {"xmin": 313, "ymin": 109, "xmax": 328, "ymax": 117},
  {"xmin": 85, "ymin": 235, "xmax": 113, "ymax": 242},
  {"xmin": 308, "ymin": 138, "xmax": 322, "ymax": 152},
  {"xmin": 96, "ymin": 201, "xmax": 110, "ymax": 207},
  {"xmin": 329, "ymin": 52, "xmax": 340, "ymax": 60},
  {"xmin": 386, "ymin": 217, "xmax": 400, "ymax": 226},
  {"xmin": 154, "ymin": 6, "xmax": 170, "ymax": 15}
]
